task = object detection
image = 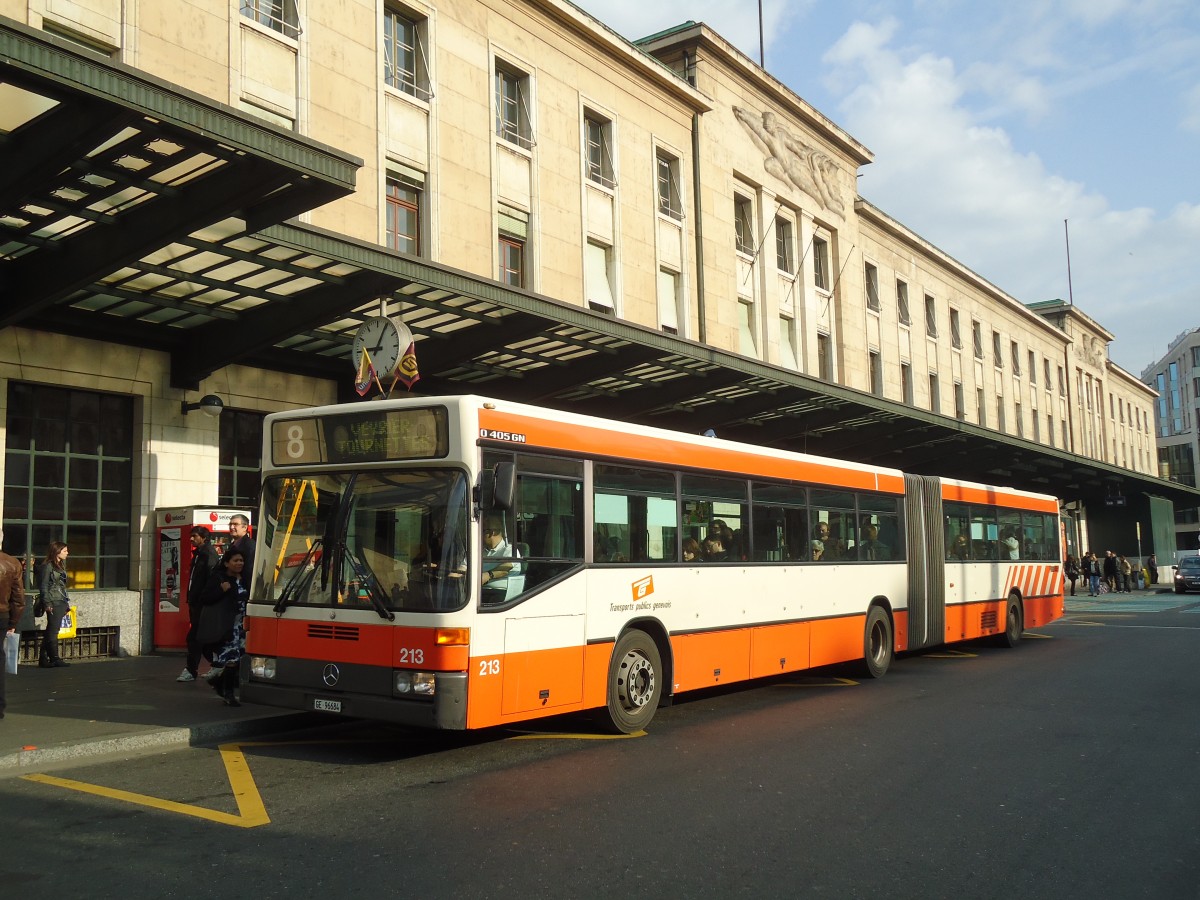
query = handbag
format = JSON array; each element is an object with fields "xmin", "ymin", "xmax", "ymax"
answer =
[
  {"xmin": 33, "ymin": 593, "xmax": 46, "ymax": 617},
  {"xmin": 4, "ymin": 631, "xmax": 18, "ymax": 675},
  {"xmin": 196, "ymin": 595, "xmax": 237, "ymax": 645}
]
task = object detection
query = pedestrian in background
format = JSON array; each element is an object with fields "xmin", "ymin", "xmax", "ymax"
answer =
[
  {"xmin": 1118, "ymin": 555, "xmax": 1133, "ymax": 593},
  {"xmin": 1064, "ymin": 554, "xmax": 1080, "ymax": 596},
  {"xmin": 1147, "ymin": 553, "xmax": 1159, "ymax": 586},
  {"xmin": 1085, "ymin": 551, "xmax": 1102, "ymax": 597},
  {"xmin": 37, "ymin": 541, "xmax": 72, "ymax": 668},
  {"xmin": 1102, "ymin": 550, "xmax": 1118, "ymax": 593},
  {"xmin": 0, "ymin": 529, "xmax": 27, "ymax": 719},
  {"xmin": 177, "ymin": 525, "xmax": 220, "ymax": 683},
  {"xmin": 222, "ymin": 514, "xmax": 255, "ymax": 583}
]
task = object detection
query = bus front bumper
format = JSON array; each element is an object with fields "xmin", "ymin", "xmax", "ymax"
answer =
[{"xmin": 242, "ymin": 671, "xmax": 468, "ymax": 730}]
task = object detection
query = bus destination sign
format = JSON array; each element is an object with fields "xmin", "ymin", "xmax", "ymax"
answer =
[{"xmin": 272, "ymin": 407, "xmax": 449, "ymax": 465}]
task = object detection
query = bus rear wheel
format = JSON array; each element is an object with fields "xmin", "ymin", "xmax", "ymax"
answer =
[
  {"xmin": 999, "ymin": 594, "xmax": 1023, "ymax": 648},
  {"xmin": 605, "ymin": 630, "xmax": 662, "ymax": 734},
  {"xmin": 861, "ymin": 605, "xmax": 893, "ymax": 679}
]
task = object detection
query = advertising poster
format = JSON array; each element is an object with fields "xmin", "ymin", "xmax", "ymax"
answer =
[{"xmin": 159, "ymin": 527, "xmax": 181, "ymax": 612}]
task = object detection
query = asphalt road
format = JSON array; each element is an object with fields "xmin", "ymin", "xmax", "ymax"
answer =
[{"xmin": 4, "ymin": 601, "xmax": 1199, "ymax": 899}]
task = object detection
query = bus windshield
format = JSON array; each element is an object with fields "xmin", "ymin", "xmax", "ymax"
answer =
[{"xmin": 256, "ymin": 469, "xmax": 471, "ymax": 613}]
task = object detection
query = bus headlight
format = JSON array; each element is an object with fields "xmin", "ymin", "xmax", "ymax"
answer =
[
  {"xmin": 394, "ymin": 671, "xmax": 437, "ymax": 696},
  {"xmin": 250, "ymin": 656, "xmax": 276, "ymax": 679}
]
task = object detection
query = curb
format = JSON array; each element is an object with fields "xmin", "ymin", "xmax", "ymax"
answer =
[{"xmin": 0, "ymin": 712, "xmax": 321, "ymax": 777}]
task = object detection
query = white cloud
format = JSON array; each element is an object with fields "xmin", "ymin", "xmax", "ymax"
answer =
[{"xmin": 822, "ymin": 18, "xmax": 1200, "ymax": 372}]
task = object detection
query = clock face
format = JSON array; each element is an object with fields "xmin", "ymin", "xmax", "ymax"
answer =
[{"xmin": 352, "ymin": 316, "xmax": 402, "ymax": 377}]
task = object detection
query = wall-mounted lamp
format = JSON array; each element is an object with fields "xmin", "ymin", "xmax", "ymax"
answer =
[{"xmin": 181, "ymin": 394, "xmax": 225, "ymax": 417}]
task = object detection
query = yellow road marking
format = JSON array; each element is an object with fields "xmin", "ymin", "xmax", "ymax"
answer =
[
  {"xmin": 776, "ymin": 676, "xmax": 858, "ymax": 687},
  {"xmin": 923, "ymin": 649, "xmax": 977, "ymax": 658},
  {"xmin": 1023, "ymin": 632, "xmax": 1054, "ymax": 639},
  {"xmin": 1067, "ymin": 619, "xmax": 1106, "ymax": 626},
  {"xmin": 22, "ymin": 742, "xmax": 270, "ymax": 829}
]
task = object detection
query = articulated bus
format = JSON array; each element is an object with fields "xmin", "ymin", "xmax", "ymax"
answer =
[{"xmin": 242, "ymin": 395, "xmax": 1063, "ymax": 732}]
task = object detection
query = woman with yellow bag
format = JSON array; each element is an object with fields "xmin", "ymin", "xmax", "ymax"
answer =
[{"xmin": 37, "ymin": 541, "xmax": 72, "ymax": 668}]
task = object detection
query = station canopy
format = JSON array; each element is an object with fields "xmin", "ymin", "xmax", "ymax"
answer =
[{"xmin": 3, "ymin": 17, "xmax": 1196, "ymax": 513}]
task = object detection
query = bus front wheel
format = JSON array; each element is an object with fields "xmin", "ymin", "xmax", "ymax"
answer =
[
  {"xmin": 605, "ymin": 630, "xmax": 662, "ymax": 734},
  {"xmin": 861, "ymin": 605, "xmax": 893, "ymax": 679}
]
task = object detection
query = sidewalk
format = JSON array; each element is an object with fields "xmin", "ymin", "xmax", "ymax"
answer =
[{"xmin": 0, "ymin": 654, "xmax": 318, "ymax": 777}]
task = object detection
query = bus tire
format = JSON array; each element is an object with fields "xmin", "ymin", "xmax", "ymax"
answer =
[
  {"xmin": 605, "ymin": 630, "xmax": 662, "ymax": 734},
  {"xmin": 999, "ymin": 594, "xmax": 1023, "ymax": 648},
  {"xmin": 861, "ymin": 605, "xmax": 893, "ymax": 679}
]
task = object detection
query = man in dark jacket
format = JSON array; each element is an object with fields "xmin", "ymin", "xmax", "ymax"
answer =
[
  {"xmin": 178, "ymin": 526, "xmax": 220, "ymax": 683},
  {"xmin": 0, "ymin": 529, "xmax": 27, "ymax": 719},
  {"xmin": 222, "ymin": 514, "xmax": 255, "ymax": 583},
  {"xmin": 1102, "ymin": 550, "xmax": 1118, "ymax": 593}
]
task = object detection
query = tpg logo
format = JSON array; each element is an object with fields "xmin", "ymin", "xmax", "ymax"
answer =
[{"xmin": 631, "ymin": 575, "xmax": 654, "ymax": 602}]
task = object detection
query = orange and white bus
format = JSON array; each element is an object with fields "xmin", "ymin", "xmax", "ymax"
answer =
[{"xmin": 242, "ymin": 395, "xmax": 1063, "ymax": 732}]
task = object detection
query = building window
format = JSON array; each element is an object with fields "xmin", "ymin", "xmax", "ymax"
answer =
[
  {"xmin": 3, "ymin": 383, "xmax": 133, "ymax": 589},
  {"xmin": 1033, "ymin": 413, "xmax": 1040, "ymax": 442},
  {"xmin": 658, "ymin": 268, "xmax": 681, "ymax": 335},
  {"xmin": 383, "ymin": 7, "xmax": 430, "ymax": 99},
  {"xmin": 865, "ymin": 263, "xmax": 880, "ymax": 312},
  {"xmin": 929, "ymin": 373, "xmax": 940, "ymax": 412},
  {"xmin": 901, "ymin": 362, "xmax": 914, "ymax": 405},
  {"xmin": 499, "ymin": 236, "xmax": 524, "ymax": 287},
  {"xmin": 817, "ymin": 333, "xmax": 833, "ymax": 380},
  {"xmin": 779, "ymin": 315, "xmax": 798, "ymax": 369},
  {"xmin": 734, "ymin": 195, "xmax": 754, "ymax": 255},
  {"xmin": 1044, "ymin": 358, "xmax": 1052, "ymax": 389},
  {"xmin": 1058, "ymin": 366, "xmax": 1066, "ymax": 395},
  {"xmin": 495, "ymin": 62, "xmax": 533, "ymax": 149},
  {"xmin": 1011, "ymin": 341, "xmax": 1022, "ymax": 376},
  {"xmin": 1029, "ymin": 351, "xmax": 1038, "ymax": 385},
  {"xmin": 1047, "ymin": 414, "xmax": 1055, "ymax": 447},
  {"xmin": 240, "ymin": 0, "xmax": 300, "ymax": 38},
  {"xmin": 993, "ymin": 332, "xmax": 1003, "ymax": 368},
  {"xmin": 656, "ymin": 150, "xmax": 683, "ymax": 220},
  {"xmin": 584, "ymin": 113, "xmax": 615, "ymax": 188},
  {"xmin": 924, "ymin": 295, "xmax": 938, "ymax": 338},
  {"xmin": 897, "ymin": 280, "xmax": 911, "ymax": 326},
  {"xmin": 585, "ymin": 240, "xmax": 615, "ymax": 313},
  {"xmin": 972, "ymin": 320, "xmax": 984, "ymax": 359},
  {"xmin": 954, "ymin": 382, "xmax": 965, "ymax": 420},
  {"xmin": 738, "ymin": 298, "xmax": 758, "ymax": 357},
  {"xmin": 776, "ymin": 218, "xmax": 794, "ymax": 274},
  {"xmin": 812, "ymin": 235, "xmax": 830, "ymax": 291},
  {"xmin": 949, "ymin": 307, "xmax": 962, "ymax": 350},
  {"xmin": 977, "ymin": 388, "xmax": 986, "ymax": 427},
  {"xmin": 869, "ymin": 350, "xmax": 883, "ymax": 396},
  {"xmin": 1015, "ymin": 401, "xmax": 1024, "ymax": 437},
  {"xmin": 997, "ymin": 395, "xmax": 1006, "ymax": 432},
  {"xmin": 385, "ymin": 174, "xmax": 421, "ymax": 255},
  {"xmin": 219, "ymin": 410, "xmax": 264, "ymax": 508}
]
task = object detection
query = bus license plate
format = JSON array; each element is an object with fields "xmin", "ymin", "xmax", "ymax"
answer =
[{"xmin": 313, "ymin": 698, "xmax": 342, "ymax": 713}]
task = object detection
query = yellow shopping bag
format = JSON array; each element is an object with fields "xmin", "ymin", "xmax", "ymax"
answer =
[{"xmin": 58, "ymin": 606, "xmax": 77, "ymax": 640}]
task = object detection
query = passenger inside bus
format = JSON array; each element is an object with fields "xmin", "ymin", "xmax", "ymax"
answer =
[
  {"xmin": 682, "ymin": 537, "xmax": 701, "ymax": 563},
  {"xmin": 949, "ymin": 532, "xmax": 971, "ymax": 561},
  {"xmin": 481, "ymin": 515, "xmax": 523, "ymax": 605},
  {"xmin": 857, "ymin": 523, "xmax": 890, "ymax": 560}
]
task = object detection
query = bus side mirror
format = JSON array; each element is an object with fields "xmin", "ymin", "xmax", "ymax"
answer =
[{"xmin": 491, "ymin": 462, "xmax": 516, "ymax": 511}]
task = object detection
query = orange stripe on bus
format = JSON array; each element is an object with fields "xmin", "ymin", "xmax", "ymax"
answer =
[
  {"xmin": 479, "ymin": 409, "xmax": 900, "ymax": 493},
  {"xmin": 940, "ymin": 482, "xmax": 1058, "ymax": 513},
  {"xmin": 244, "ymin": 616, "xmax": 469, "ymax": 670}
]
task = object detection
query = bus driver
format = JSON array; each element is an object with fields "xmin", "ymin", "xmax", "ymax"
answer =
[{"xmin": 481, "ymin": 516, "xmax": 521, "ymax": 605}]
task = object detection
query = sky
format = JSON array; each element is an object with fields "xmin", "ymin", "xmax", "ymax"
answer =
[{"xmin": 572, "ymin": 0, "xmax": 1200, "ymax": 376}]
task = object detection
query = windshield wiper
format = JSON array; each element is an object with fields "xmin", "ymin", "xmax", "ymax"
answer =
[
  {"xmin": 342, "ymin": 543, "xmax": 395, "ymax": 622},
  {"xmin": 274, "ymin": 538, "xmax": 323, "ymax": 614}
]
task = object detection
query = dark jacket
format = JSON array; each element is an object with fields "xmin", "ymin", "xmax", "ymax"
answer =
[
  {"xmin": 0, "ymin": 551, "xmax": 26, "ymax": 631},
  {"xmin": 188, "ymin": 541, "xmax": 220, "ymax": 622},
  {"xmin": 1102, "ymin": 554, "xmax": 1118, "ymax": 578},
  {"xmin": 37, "ymin": 563, "xmax": 70, "ymax": 617}
]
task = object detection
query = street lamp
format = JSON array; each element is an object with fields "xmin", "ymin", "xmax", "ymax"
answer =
[{"xmin": 180, "ymin": 394, "xmax": 225, "ymax": 417}]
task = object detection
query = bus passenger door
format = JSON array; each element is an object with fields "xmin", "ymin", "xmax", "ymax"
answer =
[
  {"xmin": 903, "ymin": 474, "xmax": 945, "ymax": 650},
  {"xmin": 501, "ymin": 614, "xmax": 585, "ymax": 715}
]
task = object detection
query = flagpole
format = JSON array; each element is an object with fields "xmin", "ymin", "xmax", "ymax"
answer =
[
  {"xmin": 1064, "ymin": 219, "xmax": 1074, "ymax": 306},
  {"xmin": 758, "ymin": 0, "xmax": 765, "ymax": 67}
]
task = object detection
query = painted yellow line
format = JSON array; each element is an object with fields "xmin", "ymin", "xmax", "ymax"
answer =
[
  {"xmin": 776, "ymin": 676, "xmax": 858, "ymax": 687},
  {"xmin": 22, "ymin": 742, "xmax": 270, "ymax": 829},
  {"xmin": 509, "ymin": 730, "xmax": 646, "ymax": 740},
  {"xmin": 923, "ymin": 649, "xmax": 977, "ymax": 658},
  {"xmin": 1023, "ymin": 632, "xmax": 1054, "ymax": 639},
  {"xmin": 1067, "ymin": 620, "xmax": 1106, "ymax": 627}
]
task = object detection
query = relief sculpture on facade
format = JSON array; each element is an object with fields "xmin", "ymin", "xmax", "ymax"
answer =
[{"xmin": 734, "ymin": 106, "xmax": 845, "ymax": 215}]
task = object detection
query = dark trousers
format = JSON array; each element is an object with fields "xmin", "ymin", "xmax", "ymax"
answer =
[
  {"xmin": 40, "ymin": 609, "xmax": 62, "ymax": 664},
  {"xmin": 185, "ymin": 616, "xmax": 212, "ymax": 677},
  {"xmin": 1068, "ymin": 576, "xmax": 1077, "ymax": 596}
]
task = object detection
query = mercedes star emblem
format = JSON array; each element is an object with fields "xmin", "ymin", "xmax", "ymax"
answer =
[{"xmin": 322, "ymin": 663, "xmax": 340, "ymax": 687}]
